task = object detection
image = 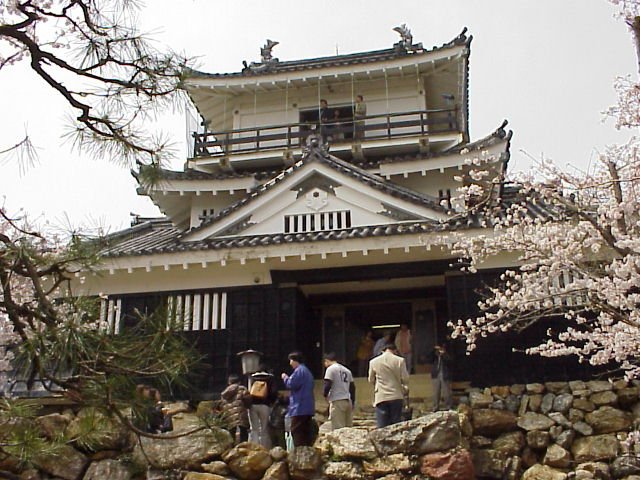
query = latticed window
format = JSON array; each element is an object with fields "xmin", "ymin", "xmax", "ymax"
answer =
[
  {"xmin": 167, "ymin": 292, "xmax": 228, "ymax": 331},
  {"xmin": 100, "ymin": 291, "xmax": 228, "ymax": 333},
  {"xmin": 284, "ymin": 210, "xmax": 351, "ymax": 233}
]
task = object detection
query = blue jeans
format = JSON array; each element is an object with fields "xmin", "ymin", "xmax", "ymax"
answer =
[{"xmin": 375, "ymin": 399, "xmax": 403, "ymax": 428}]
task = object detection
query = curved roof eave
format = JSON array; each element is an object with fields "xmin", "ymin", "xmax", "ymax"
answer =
[{"xmin": 185, "ymin": 28, "xmax": 471, "ymax": 82}]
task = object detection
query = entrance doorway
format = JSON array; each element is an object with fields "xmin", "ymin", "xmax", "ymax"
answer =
[{"xmin": 321, "ymin": 301, "xmax": 437, "ymax": 377}]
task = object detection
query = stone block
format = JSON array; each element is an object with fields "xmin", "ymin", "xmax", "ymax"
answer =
[
  {"xmin": 585, "ymin": 406, "xmax": 633, "ymax": 434},
  {"xmin": 545, "ymin": 382, "xmax": 569, "ymax": 394},
  {"xmin": 572, "ymin": 434, "xmax": 619, "ymax": 462},
  {"xmin": 324, "ymin": 461, "xmax": 365, "ymax": 480},
  {"xmin": 521, "ymin": 464, "xmax": 567, "ymax": 480},
  {"xmin": 543, "ymin": 444, "xmax": 572, "ymax": 469},
  {"xmin": 472, "ymin": 408, "xmax": 518, "ymax": 436},
  {"xmin": 527, "ymin": 383, "xmax": 546, "ymax": 394},
  {"xmin": 590, "ymin": 391, "xmax": 618, "ymax": 407},
  {"xmin": 420, "ymin": 449, "xmax": 475, "ymax": 480},
  {"xmin": 552, "ymin": 394, "xmax": 574, "ymax": 413},
  {"xmin": 517, "ymin": 412, "xmax": 555, "ymax": 431},
  {"xmin": 526, "ymin": 430, "xmax": 551, "ymax": 450},
  {"xmin": 586, "ymin": 380, "xmax": 613, "ymax": 393},
  {"xmin": 369, "ymin": 410, "xmax": 460, "ymax": 456},
  {"xmin": 492, "ymin": 431, "xmax": 525, "ymax": 456},
  {"xmin": 541, "ymin": 393, "xmax": 555, "ymax": 414}
]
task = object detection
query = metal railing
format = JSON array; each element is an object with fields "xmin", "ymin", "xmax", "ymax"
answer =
[{"xmin": 192, "ymin": 107, "xmax": 459, "ymax": 158}]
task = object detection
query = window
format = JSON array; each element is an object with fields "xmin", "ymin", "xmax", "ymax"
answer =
[
  {"xmin": 100, "ymin": 290, "xmax": 229, "ymax": 333},
  {"xmin": 284, "ymin": 210, "xmax": 352, "ymax": 233}
]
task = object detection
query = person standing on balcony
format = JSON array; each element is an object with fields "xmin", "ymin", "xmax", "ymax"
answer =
[
  {"xmin": 368, "ymin": 343, "xmax": 409, "ymax": 428},
  {"xmin": 319, "ymin": 99, "xmax": 331, "ymax": 142},
  {"xmin": 354, "ymin": 94, "xmax": 367, "ymax": 139},
  {"xmin": 329, "ymin": 109, "xmax": 343, "ymax": 141},
  {"xmin": 281, "ymin": 351, "xmax": 315, "ymax": 447},
  {"xmin": 395, "ymin": 323, "xmax": 412, "ymax": 374}
]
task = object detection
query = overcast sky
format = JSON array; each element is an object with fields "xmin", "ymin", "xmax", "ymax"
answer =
[{"xmin": 0, "ymin": 0, "xmax": 635, "ymax": 233}]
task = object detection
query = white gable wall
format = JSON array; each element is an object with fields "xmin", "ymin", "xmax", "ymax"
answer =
[
  {"xmin": 184, "ymin": 161, "xmax": 447, "ymax": 241},
  {"xmin": 189, "ymin": 192, "xmax": 249, "ymax": 229},
  {"xmin": 242, "ymin": 185, "xmax": 397, "ymax": 235},
  {"xmin": 393, "ymin": 171, "xmax": 459, "ymax": 203}
]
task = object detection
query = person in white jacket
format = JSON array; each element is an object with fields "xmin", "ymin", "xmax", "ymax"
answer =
[{"xmin": 368, "ymin": 343, "xmax": 409, "ymax": 428}]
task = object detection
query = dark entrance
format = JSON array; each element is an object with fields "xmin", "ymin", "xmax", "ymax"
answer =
[{"xmin": 322, "ymin": 302, "xmax": 413, "ymax": 376}]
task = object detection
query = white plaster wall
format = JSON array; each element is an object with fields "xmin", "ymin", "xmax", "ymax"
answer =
[
  {"xmin": 189, "ymin": 193, "xmax": 247, "ymax": 228},
  {"xmin": 242, "ymin": 186, "xmax": 393, "ymax": 235},
  {"xmin": 230, "ymin": 77, "xmax": 424, "ymax": 131},
  {"xmin": 79, "ymin": 244, "xmax": 458, "ymax": 296},
  {"xmin": 394, "ymin": 171, "xmax": 459, "ymax": 200}
]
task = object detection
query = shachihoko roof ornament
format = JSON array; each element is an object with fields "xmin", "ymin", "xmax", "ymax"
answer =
[
  {"xmin": 392, "ymin": 24, "xmax": 423, "ymax": 53},
  {"xmin": 242, "ymin": 39, "xmax": 280, "ymax": 73}
]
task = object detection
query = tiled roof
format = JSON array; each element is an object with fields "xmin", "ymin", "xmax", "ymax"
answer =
[
  {"xmin": 141, "ymin": 120, "xmax": 508, "ymax": 185},
  {"xmin": 187, "ymin": 29, "xmax": 471, "ymax": 79},
  {"xmin": 101, "ymin": 184, "xmax": 556, "ymax": 259},
  {"xmin": 102, "ymin": 219, "xmax": 180, "ymax": 256},
  {"xmin": 376, "ymin": 120, "xmax": 512, "ymax": 167},
  {"xmin": 182, "ymin": 139, "xmax": 446, "ymax": 238},
  {"xmin": 444, "ymin": 119, "xmax": 512, "ymax": 155}
]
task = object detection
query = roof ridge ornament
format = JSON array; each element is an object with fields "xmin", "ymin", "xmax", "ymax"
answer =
[
  {"xmin": 303, "ymin": 133, "xmax": 329, "ymax": 156},
  {"xmin": 261, "ymin": 39, "xmax": 279, "ymax": 63},
  {"xmin": 393, "ymin": 24, "xmax": 423, "ymax": 54},
  {"xmin": 242, "ymin": 39, "xmax": 280, "ymax": 74}
]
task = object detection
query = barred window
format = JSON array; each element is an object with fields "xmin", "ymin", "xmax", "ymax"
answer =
[
  {"xmin": 284, "ymin": 210, "xmax": 351, "ymax": 233},
  {"xmin": 99, "ymin": 291, "xmax": 228, "ymax": 333}
]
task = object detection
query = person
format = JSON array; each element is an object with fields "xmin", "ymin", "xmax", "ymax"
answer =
[
  {"xmin": 373, "ymin": 331, "xmax": 392, "ymax": 358},
  {"xmin": 269, "ymin": 393, "xmax": 289, "ymax": 449},
  {"xmin": 221, "ymin": 374, "xmax": 250, "ymax": 444},
  {"xmin": 248, "ymin": 368, "xmax": 277, "ymax": 448},
  {"xmin": 395, "ymin": 323, "xmax": 412, "ymax": 373},
  {"xmin": 353, "ymin": 94, "xmax": 367, "ymax": 139},
  {"xmin": 281, "ymin": 351, "xmax": 315, "ymax": 447},
  {"xmin": 319, "ymin": 99, "xmax": 331, "ymax": 141},
  {"xmin": 132, "ymin": 384, "xmax": 154, "ymax": 432},
  {"xmin": 328, "ymin": 109, "xmax": 343, "ymax": 141},
  {"xmin": 368, "ymin": 343, "xmax": 409, "ymax": 428},
  {"xmin": 323, "ymin": 352, "xmax": 355, "ymax": 430},
  {"xmin": 356, "ymin": 331, "xmax": 375, "ymax": 376},
  {"xmin": 431, "ymin": 342, "xmax": 453, "ymax": 411}
]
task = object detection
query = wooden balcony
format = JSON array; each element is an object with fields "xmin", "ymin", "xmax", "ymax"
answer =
[{"xmin": 192, "ymin": 108, "xmax": 460, "ymax": 159}]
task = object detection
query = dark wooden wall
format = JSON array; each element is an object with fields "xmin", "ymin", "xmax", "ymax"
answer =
[
  {"xmin": 445, "ymin": 270, "xmax": 602, "ymax": 386},
  {"xmin": 119, "ymin": 285, "xmax": 318, "ymax": 399}
]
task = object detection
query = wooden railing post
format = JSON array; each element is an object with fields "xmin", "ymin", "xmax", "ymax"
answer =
[
  {"xmin": 192, "ymin": 132, "xmax": 200, "ymax": 156},
  {"xmin": 386, "ymin": 113, "xmax": 391, "ymax": 139}
]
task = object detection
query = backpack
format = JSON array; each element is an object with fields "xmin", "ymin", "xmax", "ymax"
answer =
[{"xmin": 250, "ymin": 380, "xmax": 268, "ymax": 400}]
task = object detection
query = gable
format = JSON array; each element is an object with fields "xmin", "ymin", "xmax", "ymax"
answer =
[
  {"xmin": 182, "ymin": 154, "xmax": 446, "ymax": 241},
  {"xmin": 241, "ymin": 180, "xmax": 426, "ymax": 236}
]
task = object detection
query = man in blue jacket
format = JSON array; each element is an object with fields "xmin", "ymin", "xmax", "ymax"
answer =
[{"xmin": 281, "ymin": 351, "xmax": 315, "ymax": 447}]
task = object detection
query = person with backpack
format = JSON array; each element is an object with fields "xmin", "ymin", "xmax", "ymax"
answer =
[
  {"xmin": 221, "ymin": 374, "xmax": 250, "ymax": 444},
  {"xmin": 248, "ymin": 367, "xmax": 277, "ymax": 448}
]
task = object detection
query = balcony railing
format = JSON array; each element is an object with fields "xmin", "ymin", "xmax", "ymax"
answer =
[{"xmin": 192, "ymin": 107, "xmax": 459, "ymax": 159}]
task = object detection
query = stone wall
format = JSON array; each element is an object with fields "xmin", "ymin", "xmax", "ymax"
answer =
[
  {"xmin": 458, "ymin": 378, "xmax": 640, "ymax": 480},
  {"xmin": 3, "ymin": 378, "xmax": 640, "ymax": 480}
]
